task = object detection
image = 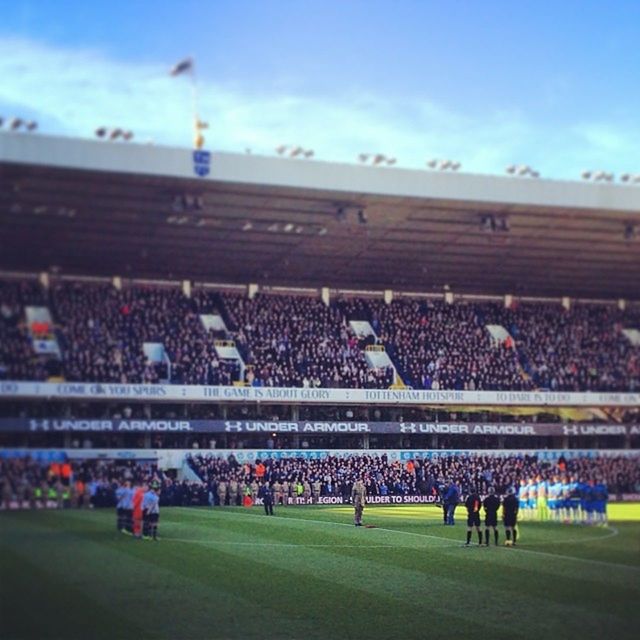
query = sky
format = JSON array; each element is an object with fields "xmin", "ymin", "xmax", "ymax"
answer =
[{"xmin": 1, "ymin": 0, "xmax": 639, "ymax": 179}]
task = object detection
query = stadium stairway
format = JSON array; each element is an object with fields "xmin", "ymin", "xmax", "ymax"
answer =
[
  {"xmin": 197, "ymin": 308, "xmax": 246, "ymax": 382},
  {"xmin": 484, "ymin": 323, "xmax": 533, "ymax": 388},
  {"xmin": 12, "ymin": 280, "xmax": 63, "ymax": 380},
  {"xmin": 338, "ymin": 299, "xmax": 411, "ymax": 388},
  {"xmin": 212, "ymin": 292, "xmax": 252, "ymax": 365},
  {"xmin": 347, "ymin": 318, "xmax": 406, "ymax": 388}
]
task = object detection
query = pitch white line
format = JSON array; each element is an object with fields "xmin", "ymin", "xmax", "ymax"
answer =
[
  {"xmin": 165, "ymin": 538, "xmax": 452, "ymax": 549},
  {"xmin": 504, "ymin": 527, "xmax": 640, "ymax": 572},
  {"xmin": 170, "ymin": 508, "xmax": 636, "ymax": 571},
  {"xmin": 524, "ymin": 524, "xmax": 620, "ymax": 546},
  {"xmin": 171, "ymin": 507, "xmax": 453, "ymax": 544},
  {"xmin": 173, "ymin": 507, "xmax": 618, "ymax": 546}
]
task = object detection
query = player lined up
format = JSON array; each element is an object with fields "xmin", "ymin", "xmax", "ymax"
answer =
[
  {"xmin": 115, "ymin": 480, "xmax": 161, "ymax": 540},
  {"xmin": 517, "ymin": 476, "xmax": 608, "ymax": 524}
]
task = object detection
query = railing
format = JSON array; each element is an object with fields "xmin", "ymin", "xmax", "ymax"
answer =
[{"xmin": 214, "ymin": 339, "xmax": 236, "ymax": 348}]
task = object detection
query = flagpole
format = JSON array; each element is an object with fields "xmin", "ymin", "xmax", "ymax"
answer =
[
  {"xmin": 170, "ymin": 57, "xmax": 206, "ymax": 149},
  {"xmin": 189, "ymin": 63, "xmax": 204, "ymax": 150}
]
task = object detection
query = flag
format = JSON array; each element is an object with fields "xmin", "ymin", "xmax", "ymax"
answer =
[
  {"xmin": 170, "ymin": 57, "xmax": 194, "ymax": 76},
  {"xmin": 33, "ymin": 339, "xmax": 60, "ymax": 356}
]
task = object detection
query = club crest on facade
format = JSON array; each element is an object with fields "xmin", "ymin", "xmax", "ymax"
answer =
[{"xmin": 192, "ymin": 150, "xmax": 211, "ymax": 177}]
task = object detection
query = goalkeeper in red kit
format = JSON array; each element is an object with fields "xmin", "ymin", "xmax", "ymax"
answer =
[{"xmin": 132, "ymin": 482, "xmax": 146, "ymax": 539}]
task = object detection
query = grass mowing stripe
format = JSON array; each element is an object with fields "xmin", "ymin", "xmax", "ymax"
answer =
[
  {"xmin": 167, "ymin": 509, "xmax": 638, "ymax": 629},
  {"xmin": 188, "ymin": 520, "xmax": 632, "ymax": 638},
  {"xmin": 162, "ymin": 517, "xmax": 453, "ymax": 551},
  {"xmin": 171, "ymin": 529, "xmax": 531, "ymax": 638},
  {"xmin": 172, "ymin": 506, "xmax": 461, "ymax": 545},
  {"xmin": 0, "ymin": 512, "xmax": 323, "ymax": 640},
  {"xmin": 98, "ymin": 514, "xmax": 514, "ymax": 640},
  {"xmin": 167, "ymin": 538, "xmax": 430, "ymax": 548},
  {"xmin": 0, "ymin": 543, "xmax": 156, "ymax": 640},
  {"xmin": 172, "ymin": 507, "xmax": 638, "ymax": 571},
  {"xmin": 168, "ymin": 507, "xmax": 456, "ymax": 550},
  {"xmin": 173, "ymin": 506, "xmax": 640, "ymax": 600},
  {"xmin": 2, "ymin": 507, "xmax": 639, "ymax": 640},
  {"xmin": 164, "ymin": 511, "xmax": 637, "ymax": 596}
]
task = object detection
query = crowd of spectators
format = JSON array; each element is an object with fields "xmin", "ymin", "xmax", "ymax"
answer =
[
  {"xmin": 0, "ymin": 281, "xmax": 51, "ymax": 381},
  {"xmin": 188, "ymin": 452, "xmax": 640, "ymax": 502},
  {"xmin": 2, "ymin": 453, "xmax": 638, "ymax": 510},
  {"xmin": 341, "ymin": 298, "xmax": 529, "ymax": 391},
  {"xmin": 52, "ymin": 283, "xmax": 241, "ymax": 385},
  {"xmin": 0, "ymin": 457, "xmax": 208, "ymax": 509},
  {"xmin": 52, "ymin": 283, "xmax": 173, "ymax": 384},
  {"xmin": 487, "ymin": 302, "xmax": 640, "ymax": 392},
  {"xmin": 341, "ymin": 297, "xmax": 640, "ymax": 392},
  {"xmin": 1, "ymin": 278, "xmax": 638, "ymax": 392},
  {"xmin": 221, "ymin": 292, "xmax": 393, "ymax": 388},
  {"xmin": 0, "ymin": 281, "xmax": 240, "ymax": 385}
]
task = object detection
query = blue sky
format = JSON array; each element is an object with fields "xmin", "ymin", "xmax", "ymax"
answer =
[{"xmin": 1, "ymin": 0, "xmax": 639, "ymax": 179}]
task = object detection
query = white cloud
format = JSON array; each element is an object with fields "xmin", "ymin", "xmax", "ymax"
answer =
[{"xmin": 1, "ymin": 37, "xmax": 638, "ymax": 179}]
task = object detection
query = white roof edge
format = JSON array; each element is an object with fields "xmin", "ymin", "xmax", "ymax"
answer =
[{"xmin": 1, "ymin": 131, "xmax": 639, "ymax": 214}]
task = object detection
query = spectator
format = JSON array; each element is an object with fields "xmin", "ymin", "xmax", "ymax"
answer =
[
  {"xmin": 1, "ymin": 278, "xmax": 637, "ymax": 392},
  {"xmin": 186, "ymin": 452, "xmax": 640, "ymax": 501}
]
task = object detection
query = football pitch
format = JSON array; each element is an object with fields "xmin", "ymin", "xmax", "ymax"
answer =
[{"xmin": 1, "ymin": 504, "xmax": 639, "ymax": 640}]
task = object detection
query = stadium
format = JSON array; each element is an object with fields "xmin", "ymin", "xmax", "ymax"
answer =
[{"xmin": 1, "ymin": 125, "xmax": 640, "ymax": 637}]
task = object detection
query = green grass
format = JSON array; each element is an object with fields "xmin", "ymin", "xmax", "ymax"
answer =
[{"xmin": 1, "ymin": 504, "xmax": 639, "ymax": 640}]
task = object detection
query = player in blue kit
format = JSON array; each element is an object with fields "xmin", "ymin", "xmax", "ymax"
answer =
[
  {"xmin": 115, "ymin": 481, "xmax": 126, "ymax": 532},
  {"xmin": 592, "ymin": 479, "xmax": 608, "ymax": 525},
  {"xmin": 580, "ymin": 479, "xmax": 594, "ymax": 524},
  {"xmin": 142, "ymin": 484, "xmax": 160, "ymax": 541},
  {"xmin": 116, "ymin": 480, "xmax": 132, "ymax": 533},
  {"xmin": 547, "ymin": 476, "xmax": 562, "ymax": 522},
  {"xmin": 560, "ymin": 477, "xmax": 571, "ymax": 523},
  {"xmin": 518, "ymin": 480, "xmax": 529, "ymax": 520},
  {"xmin": 523, "ymin": 478, "xmax": 538, "ymax": 520},
  {"xmin": 526, "ymin": 478, "xmax": 537, "ymax": 520},
  {"xmin": 568, "ymin": 476, "xmax": 582, "ymax": 524}
]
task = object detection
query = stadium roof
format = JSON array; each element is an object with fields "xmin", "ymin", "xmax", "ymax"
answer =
[{"xmin": 1, "ymin": 132, "xmax": 639, "ymax": 300}]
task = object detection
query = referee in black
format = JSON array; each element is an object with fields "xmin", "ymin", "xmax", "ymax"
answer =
[
  {"xmin": 464, "ymin": 488, "xmax": 483, "ymax": 546},
  {"xmin": 483, "ymin": 487, "xmax": 501, "ymax": 546},
  {"xmin": 503, "ymin": 487, "xmax": 519, "ymax": 546}
]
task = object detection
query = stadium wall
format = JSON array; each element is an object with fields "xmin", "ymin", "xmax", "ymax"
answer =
[{"xmin": 3, "ymin": 132, "xmax": 639, "ymax": 213}]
